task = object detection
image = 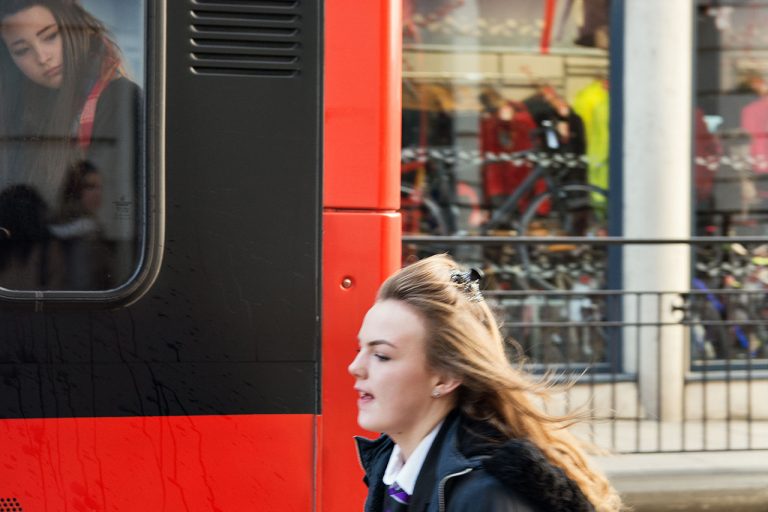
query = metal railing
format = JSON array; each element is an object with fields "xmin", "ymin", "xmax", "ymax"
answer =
[{"xmin": 403, "ymin": 235, "xmax": 768, "ymax": 453}]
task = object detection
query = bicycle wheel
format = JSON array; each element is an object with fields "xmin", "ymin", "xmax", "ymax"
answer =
[
  {"xmin": 687, "ymin": 292, "xmax": 729, "ymax": 361},
  {"xmin": 401, "ymin": 184, "xmax": 450, "ymax": 235},
  {"xmin": 518, "ymin": 184, "xmax": 608, "ymax": 290}
]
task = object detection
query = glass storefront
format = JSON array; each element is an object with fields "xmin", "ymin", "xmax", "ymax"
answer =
[
  {"xmin": 401, "ymin": 1, "xmax": 768, "ymax": 369},
  {"xmin": 401, "ymin": 0, "xmax": 613, "ymax": 366},
  {"xmin": 694, "ymin": 1, "xmax": 768, "ymax": 364}
]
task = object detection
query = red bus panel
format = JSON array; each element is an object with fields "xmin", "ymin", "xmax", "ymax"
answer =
[
  {"xmin": 0, "ymin": 415, "xmax": 314, "ymax": 510},
  {"xmin": 324, "ymin": 0, "xmax": 402, "ymax": 211},
  {"xmin": 320, "ymin": 211, "xmax": 401, "ymax": 512},
  {"xmin": 321, "ymin": 0, "xmax": 402, "ymax": 508}
]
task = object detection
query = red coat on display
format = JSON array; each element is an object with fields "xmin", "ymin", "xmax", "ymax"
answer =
[
  {"xmin": 741, "ymin": 96, "xmax": 768, "ymax": 172},
  {"xmin": 479, "ymin": 101, "xmax": 541, "ymax": 208}
]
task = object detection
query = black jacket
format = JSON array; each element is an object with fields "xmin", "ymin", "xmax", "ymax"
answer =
[{"xmin": 354, "ymin": 412, "xmax": 594, "ymax": 512}]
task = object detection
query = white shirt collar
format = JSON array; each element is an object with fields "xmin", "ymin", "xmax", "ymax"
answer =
[{"xmin": 382, "ymin": 420, "xmax": 444, "ymax": 495}]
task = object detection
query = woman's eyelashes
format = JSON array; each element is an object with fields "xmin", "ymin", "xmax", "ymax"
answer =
[
  {"xmin": 355, "ymin": 347, "xmax": 390, "ymax": 362},
  {"xmin": 44, "ymin": 31, "xmax": 59, "ymax": 43},
  {"xmin": 12, "ymin": 45, "xmax": 30, "ymax": 57}
]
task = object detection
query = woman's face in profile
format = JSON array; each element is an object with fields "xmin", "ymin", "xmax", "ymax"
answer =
[
  {"xmin": 1, "ymin": 5, "xmax": 64, "ymax": 89},
  {"xmin": 349, "ymin": 299, "xmax": 441, "ymax": 436}
]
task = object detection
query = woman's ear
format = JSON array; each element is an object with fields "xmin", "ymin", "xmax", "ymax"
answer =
[{"xmin": 432, "ymin": 374, "xmax": 461, "ymax": 397}]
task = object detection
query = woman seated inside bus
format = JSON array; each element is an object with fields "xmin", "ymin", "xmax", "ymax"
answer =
[
  {"xmin": 350, "ymin": 254, "xmax": 622, "ymax": 511},
  {"xmin": 0, "ymin": 0, "xmax": 140, "ymax": 290}
]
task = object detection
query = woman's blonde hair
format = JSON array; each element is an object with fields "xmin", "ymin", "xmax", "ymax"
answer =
[{"xmin": 377, "ymin": 254, "xmax": 623, "ymax": 512}]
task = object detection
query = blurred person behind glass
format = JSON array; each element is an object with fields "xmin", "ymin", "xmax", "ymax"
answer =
[{"xmin": 49, "ymin": 159, "xmax": 111, "ymax": 289}]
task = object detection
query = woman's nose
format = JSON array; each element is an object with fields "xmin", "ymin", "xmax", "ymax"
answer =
[
  {"xmin": 348, "ymin": 352, "xmax": 365, "ymax": 378},
  {"xmin": 36, "ymin": 46, "xmax": 52, "ymax": 65}
]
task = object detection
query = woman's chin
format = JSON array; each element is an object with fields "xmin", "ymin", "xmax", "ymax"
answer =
[
  {"xmin": 357, "ymin": 413, "xmax": 382, "ymax": 433},
  {"xmin": 39, "ymin": 74, "xmax": 63, "ymax": 89}
]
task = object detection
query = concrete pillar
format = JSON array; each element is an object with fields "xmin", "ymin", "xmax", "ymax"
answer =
[{"xmin": 622, "ymin": 0, "xmax": 693, "ymax": 422}]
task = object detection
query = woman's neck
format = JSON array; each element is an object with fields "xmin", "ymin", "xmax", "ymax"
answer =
[{"xmin": 390, "ymin": 404, "xmax": 455, "ymax": 461}]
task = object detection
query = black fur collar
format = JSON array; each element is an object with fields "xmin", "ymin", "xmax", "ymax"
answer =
[{"xmin": 482, "ymin": 438, "xmax": 595, "ymax": 512}]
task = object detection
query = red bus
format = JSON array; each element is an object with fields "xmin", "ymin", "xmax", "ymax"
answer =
[{"xmin": 0, "ymin": 0, "xmax": 399, "ymax": 510}]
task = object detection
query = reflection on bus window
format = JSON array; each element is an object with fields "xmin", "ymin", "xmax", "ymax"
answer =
[{"xmin": 0, "ymin": 0, "xmax": 142, "ymax": 291}]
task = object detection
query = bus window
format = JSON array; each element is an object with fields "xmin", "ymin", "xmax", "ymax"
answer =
[{"xmin": 0, "ymin": 0, "xmax": 145, "ymax": 292}]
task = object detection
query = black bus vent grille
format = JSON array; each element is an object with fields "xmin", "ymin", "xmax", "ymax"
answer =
[
  {"xmin": 189, "ymin": 0, "xmax": 301, "ymax": 78},
  {"xmin": 0, "ymin": 498, "xmax": 23, "ymax": 511}
]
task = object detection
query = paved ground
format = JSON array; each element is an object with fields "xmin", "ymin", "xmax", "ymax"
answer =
[
  {"xmin": 593, "ymin": 445, "xmax": 768, "ymax": 511},
  {"xmin": 573, "ymin": 419, "xmax": 768, "ymax": 453},
  {"xmin": 564, "ymin": 419, "xmax": 768, "ymax": 510}
]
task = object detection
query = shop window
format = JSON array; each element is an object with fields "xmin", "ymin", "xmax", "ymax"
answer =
[
  {"xmin": 401, "ymin": 0, "xmax": 614, "ymax": 367},
  {"xmin": 693, "ymin": 1, "xmax": 768, "ymax": 365},
  {"xmin": 0, "ymin": 0, "xmax": 145, "ymax": 293}
]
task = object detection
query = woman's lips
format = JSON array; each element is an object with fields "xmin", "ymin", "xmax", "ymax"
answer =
[
  {"xmin": 45, "ymin": 65, "xmax": 62, "ymax": 77},
  {"xmin": 356, "ymin": 389, "xmax": 374, "ymax": 406}
]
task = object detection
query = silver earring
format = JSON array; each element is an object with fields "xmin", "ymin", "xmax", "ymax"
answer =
[{"xmin": 431, "ymin": 390, "xmax": 441, "ymax": 398}]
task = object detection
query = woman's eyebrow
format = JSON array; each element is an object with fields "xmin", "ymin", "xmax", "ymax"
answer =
[
  {"xmin": 8, "ymin": 36, "xmax": 27, "ymax": 48},
  {"xmin": 359, "ymin": 339, "xmax": 396, "ymax": 349},
  {"xmin": 37, "ymin": 23, "xmax": 57, "ymax": 37},
  {"xmin": 8, "ymin": 23, "xmax": 57, "ymax": 47}
]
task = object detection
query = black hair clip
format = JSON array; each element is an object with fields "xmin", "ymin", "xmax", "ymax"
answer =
[{"xmin": 450, "ymin": 267, "xmax": 485, "ymax": 303}]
